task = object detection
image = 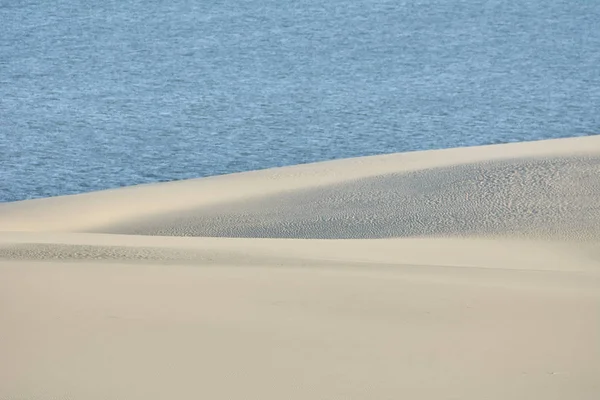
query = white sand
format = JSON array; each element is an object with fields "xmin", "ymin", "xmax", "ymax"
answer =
[{"xmin": 1, "ymin": 136, "xmax": 600, "ymax": 399}]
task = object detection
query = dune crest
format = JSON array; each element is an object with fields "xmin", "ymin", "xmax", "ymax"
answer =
[{"xmin": 0, "ymin": 135, "xmax": 598, "ymax": 235}]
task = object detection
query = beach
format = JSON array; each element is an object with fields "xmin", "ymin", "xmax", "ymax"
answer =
[{"xmin": 1, "ymin": 136, "xmax": 599, "ymax": 399}]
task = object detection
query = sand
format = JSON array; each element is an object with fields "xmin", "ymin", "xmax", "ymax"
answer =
[{"xmin": 1, "ymin": 135, "xmax": 599, "ymax": 399}]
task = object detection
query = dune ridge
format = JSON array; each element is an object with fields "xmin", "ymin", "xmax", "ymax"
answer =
[
  {"xmin": 1, "ymin": 136, "xmax": 600, "ymax": 400},
  {"xmin": 0, "ymin": 135, "xmax": 597, "ymax": 233}
]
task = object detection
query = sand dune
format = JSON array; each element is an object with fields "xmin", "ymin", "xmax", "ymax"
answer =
[
  {"xmin": 1, "ymin": 136, "xmax": 600, "ymax": 399},
  {"xmin": 102, "ymin": 155, "xmax": 600, "ymax": 240}
]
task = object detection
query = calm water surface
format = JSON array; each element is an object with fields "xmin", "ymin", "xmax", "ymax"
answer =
[{"xmin": 1, "ymin": 0, "xmax": 599, "ymax": 202}]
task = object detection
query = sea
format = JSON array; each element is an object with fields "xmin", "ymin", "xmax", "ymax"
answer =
[{"xmin": 1, "ymin": 0, "xmax": 599, "ymax": 202}]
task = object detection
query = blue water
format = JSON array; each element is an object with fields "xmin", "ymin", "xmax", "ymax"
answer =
[{"xmin": 1, "ymin": 0, "xmax": 599, "ymax": 203}]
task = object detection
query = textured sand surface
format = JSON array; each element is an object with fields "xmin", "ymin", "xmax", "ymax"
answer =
[{"xmin": 1, "ymin": 136, "xmax": 600, "ymax": 399}]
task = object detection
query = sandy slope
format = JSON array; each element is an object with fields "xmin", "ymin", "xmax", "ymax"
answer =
[{"xmin": 1, "ymin": 136, "xmax": 600, "ymax": 399}]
